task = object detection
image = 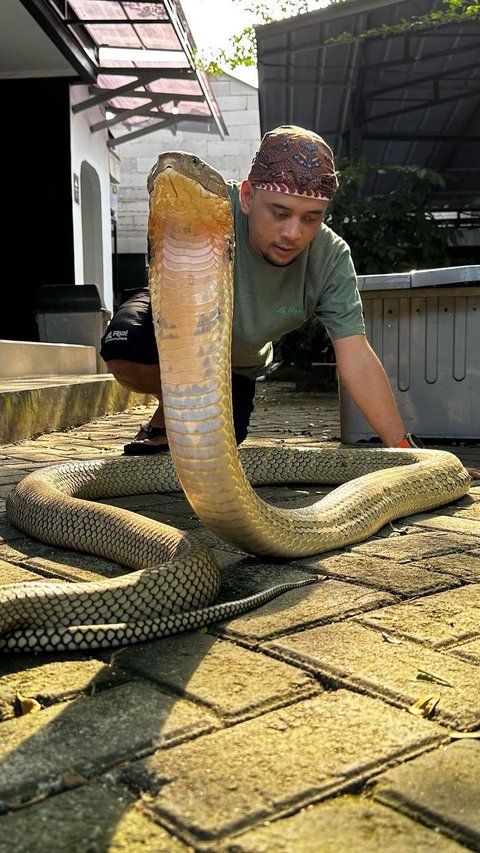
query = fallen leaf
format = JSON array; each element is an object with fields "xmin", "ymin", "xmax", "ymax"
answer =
[
  {"xmin": 408, "ymin": 693, "xmax": 440, "ymax": 718},
  {"xmin": 388, "ymin": 523, "xmax": 408, "ymax": 535},
  {"xmin": 382, "ymin": 633, "xmax": 402, "ymax": 645},
  {"xmin": 449, "ymin": 730, "xmax": 480, "ymax": 740},
  {"xmin": 15, "ymin": 693, "xmax": 41, "ymax": 715},
  {"xmin": 62, "ymin": 769, "xmax": 89, "ymax": 789},
  {"xmin": 416, "ymin": 670, "xmax": 454, "ymax": 687}
]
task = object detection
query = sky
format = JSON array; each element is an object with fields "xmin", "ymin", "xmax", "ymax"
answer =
[{"xmin": 180, "ymin": 0, "xmax": 259, "ymax": 87}]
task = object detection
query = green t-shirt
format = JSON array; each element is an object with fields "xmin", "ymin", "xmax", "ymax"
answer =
[{"xmin": 228, "ymin": 182, "xmax": 365, "ymax": 379}]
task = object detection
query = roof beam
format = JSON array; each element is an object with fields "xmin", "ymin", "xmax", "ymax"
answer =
[
  {"xmin": 92, "ymin": 66, "xmax": 195, "ymax": 77},
  {"xmin": 90, "ymin": 97, "xmax": 206, "ymax": 132},
  {"xmin": 108, "ymin": 113, "xmax": 216, "ymax": 147},
  {"xmin": 362, "ymin": 85, "xmax": 480, "ymax": 124},
  {"xmin": 91, "ymin": 101, "xmax": 170, "ymax": 131},
  {"xmin": 66, "ymin": 18, "xmax": 170, "ymax": 25},
  {"xmin": 365, "ymin": 60, "xmax": 480, "ymax": 99},
  {"xmin": 361, "ymin": 38, "xmax": 480, "ymax": 73},
  {"xmin": 71, "ymin": 68, "xmax": 171, "ymax": 112},
  {"xmin": 20, "ymin": 0, "xmax": 98, "ymax": 80}
]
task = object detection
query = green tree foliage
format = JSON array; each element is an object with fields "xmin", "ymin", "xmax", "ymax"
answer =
[
  {"xmin": 325, "ymin": 160, "xmax": 452, "ymax": 275},
  {"xmin": 325, "ymin": 0, "xmax": 480, "ymax": 46},
  {"xmin": 276, "ymin": 161, "xmax": 453, "ymax": 371},
  {"xmin": 193, "ymin": 0, "xmax": 322, "ymax": 73},
  {"xmin": 194, "ymin": 0, "xmax": 480, "ymax": 74}
]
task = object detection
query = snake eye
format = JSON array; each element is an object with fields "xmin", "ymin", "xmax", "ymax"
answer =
[{"xmin": 191, "ymin": 156, "xmax": 200, "ymax": 166}]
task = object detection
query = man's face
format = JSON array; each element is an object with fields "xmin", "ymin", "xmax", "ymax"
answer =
[{"xmin": 239, "ymin": 182, "xmax": 328, "ymax": 266}]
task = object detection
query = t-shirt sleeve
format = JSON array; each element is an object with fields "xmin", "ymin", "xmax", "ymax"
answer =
[{"xmin": 314, "ymin": 240, "xmax": 366, "ymax": 341}]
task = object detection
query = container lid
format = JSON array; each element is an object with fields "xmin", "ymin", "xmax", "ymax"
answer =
[
  {"xmin": 410, "ymin": 265, "xmax": 480, "ymax": 288},
  {"xmin": 34, "ymin": 284, "xmax": 105, "ymax": 312},
  {"xmin": 357, "ymin": 265, "xmax": 480, "ymax": 291},
  {"xmin": 356, "ymin": 273, "xmax": 411, "ymax": 292}
]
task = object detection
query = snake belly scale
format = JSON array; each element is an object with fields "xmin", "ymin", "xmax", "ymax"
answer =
[{"xmin": 2, "ymin": 153, "xmax": 470, "ymax": 652}]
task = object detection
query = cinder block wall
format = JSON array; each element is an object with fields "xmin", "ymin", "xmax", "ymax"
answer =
[{"xmin": 116, "ymin": 73, "xmax": 261, "ymax": 257}]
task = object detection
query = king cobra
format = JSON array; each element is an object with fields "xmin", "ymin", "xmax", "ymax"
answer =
[{"xmin": 2, "ymin": 153, "xmax": 470, "ymax": 652}]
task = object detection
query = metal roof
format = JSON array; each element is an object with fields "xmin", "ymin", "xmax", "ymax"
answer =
[
  {"xmin": 255, "ymin": 0, "xmax": 480, "ymax": 211},
  {"xmin": 20, "ymin": 0, "xmax": 227, "ymax": 146}
]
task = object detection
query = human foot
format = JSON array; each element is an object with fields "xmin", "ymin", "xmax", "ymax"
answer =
[{"xmin": 123, "ymin": 422, "xmax": 169, "ymax": 455}]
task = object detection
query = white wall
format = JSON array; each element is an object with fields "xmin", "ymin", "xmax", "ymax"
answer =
[
  {"xmin": 70, "ymin": 84, "xmax": 114, "ymax": 313},
  {"xmin": 116, "ymin": 73, "xmax": 262, "ymax": 255}
]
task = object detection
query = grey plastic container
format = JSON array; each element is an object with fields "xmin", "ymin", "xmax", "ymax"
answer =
[{"xmin": 340, "ymin": 266, "xmax": 480, "ymax": 442}]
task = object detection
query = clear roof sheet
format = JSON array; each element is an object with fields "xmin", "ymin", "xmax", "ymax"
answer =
[{"xmin": 44, "ymin": 0, "xmax": 226, "ymax": 144}]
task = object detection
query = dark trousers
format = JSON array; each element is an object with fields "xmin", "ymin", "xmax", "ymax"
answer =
[
  {"xmin": 231, "ymin": 372, "xmax": 256, "ymax": 445},
  {"xmin": 101, "ymin": 290, "xmax": 256, "ymax": 445}
]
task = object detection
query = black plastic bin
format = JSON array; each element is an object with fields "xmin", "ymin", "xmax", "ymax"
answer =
[{"xmin": 35, "ymin": 284, "xmax": 111, "ymax": 373}]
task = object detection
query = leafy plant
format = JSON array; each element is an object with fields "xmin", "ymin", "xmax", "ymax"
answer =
[
  {"xmin": 325, "ymin": 160, "xmax": 453, "ymax": 274},
  {"xmin": 193, "ymin": 0, "xmax": 323, "ymax": 73},
  {"xmin": 193, "ymin": 0, "xmax": 480, "ymax": 74}
]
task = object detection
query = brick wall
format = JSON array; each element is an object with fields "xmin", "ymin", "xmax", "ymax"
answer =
[{"xmin": 116, "ymin": 73, "xmax": 261, "ymax": 257}]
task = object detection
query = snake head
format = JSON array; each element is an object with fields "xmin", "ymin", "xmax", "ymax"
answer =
[{"xmin": 147, "ymin": 152, "xmax": 229, "ymax": 199}]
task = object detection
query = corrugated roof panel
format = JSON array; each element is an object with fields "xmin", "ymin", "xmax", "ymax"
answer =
[{"xmin": 256, "ymin": 0, "xmax": 480, "ymax": 209}]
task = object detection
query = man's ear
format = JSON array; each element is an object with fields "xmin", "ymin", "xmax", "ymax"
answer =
[{"xmin": 239, "ymin": 180, "xmax": 254, "ymax": 214}]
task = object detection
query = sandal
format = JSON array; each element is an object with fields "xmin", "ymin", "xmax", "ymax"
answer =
[{"xmin": 123, "ymin": 423, "xmax": 170, "ymax": 456}]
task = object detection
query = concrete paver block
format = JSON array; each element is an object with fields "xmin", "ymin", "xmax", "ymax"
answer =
[
  {"xmin": 440, "ymin": 496, "xmax": 480, "ymax": 521},
  {"xmin": 265, "ymin": 621, "xmax": 480, "ymax": 729},
  {"xmin": 0, "ymin": 656, "xmax": 129, "ymax": 721},
  {"xmin": 351, "ymin": 530, "xmax": 480, "ymax": 560},
  {"xmin": 421, "ymin": 551, "xmax": 480, "ymax": 583},
  {"xmin": 410, "ymin": 514, "xmax": 480, "ymax": 537},
  {"xmin": 0, "ymin": 682, "xmax": 216, "ymax": 811},
  {"xmin": 213, "ymin": 579, "xmax": 395, "ymax": 643},
  {"xmin": 373, "ymin": 740, "xmax": 480, "ymax": 849},
  {"xmin": 303, "ymin": 552, "xmax": 459, "ymax": 596},
  {"xmin": 0, "ymin": 784, "xmax": 189, "ymax": 853},
  {"xmin": 0, "ymin": 560, "xmax": 41, "ymax": 584},
  {"xmin": 357, "ymin": 585, "xmax": 480, "ymax": 648},
  {"xmin": 218, "ymin": 560, "xmax": 319, "ymax": 600},
  {"xmin": 119, "ymin": 691, "xmax": 444, "ymax": 847},
  {"xmin": 0, "ymin": 540, "xmax": 63, "ymax": 566},
  {"xmin": 0, "ymin": 542, "xmax": 126, "ymax": 584},
  {"xmin": 447, "ymin": 637, "xmax": 480, "ymax": 665},
  {"xmin": 214, "ymin": 793, "xmax": 466, "ymax": 852},
  {"xmin": 117, "ymin": 633, "xmax": 320, "ymax": 723},
  {"xmin": 20, "ymin": 552, "xmax": 127, "ymax": 583}
]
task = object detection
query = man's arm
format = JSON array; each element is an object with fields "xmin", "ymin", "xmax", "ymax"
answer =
[
  {"xmin": 333, "ymin": 334, "xmax": 406, "ymax": 445},
  {"xmin": 333, "ymin": 334, "xmax": 480, "ymax": 478}
]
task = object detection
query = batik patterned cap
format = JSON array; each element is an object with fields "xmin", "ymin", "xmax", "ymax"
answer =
[{"xmin": 248, "ymin": 125, "xmax": 338, "ymax": 200}]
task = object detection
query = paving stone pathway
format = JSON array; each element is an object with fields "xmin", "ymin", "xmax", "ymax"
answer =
[{"xmin": 0, "ymin": 383, "xmax": 479, "ymax": 852}]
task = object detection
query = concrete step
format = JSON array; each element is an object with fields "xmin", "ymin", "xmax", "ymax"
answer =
[
  {"xmin": 0, "ymin": 339, "xmax": 98, "ymax": 379},
  {"xmin": 0, "ymin": 374, "xmax": 154, "ymax": 443}
]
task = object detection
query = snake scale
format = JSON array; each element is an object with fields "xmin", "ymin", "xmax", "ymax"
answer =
[{"xmin": 2, "ymin": 153, "xmax": 470, "ymax": 652}]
